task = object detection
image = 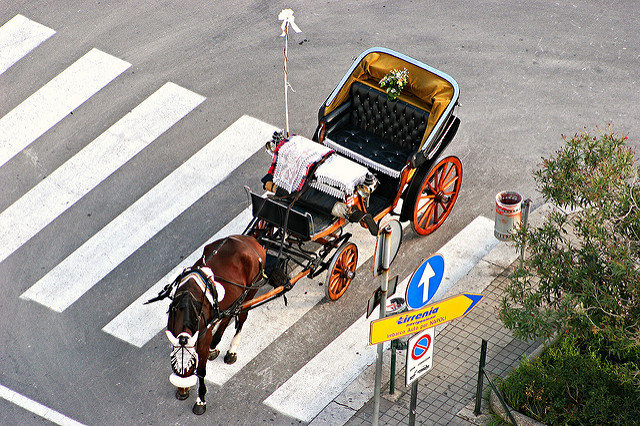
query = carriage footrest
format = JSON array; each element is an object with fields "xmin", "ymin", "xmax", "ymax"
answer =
[{"xmin": 348, "ymin": 210, "xmax": 379, "ymax": 236}]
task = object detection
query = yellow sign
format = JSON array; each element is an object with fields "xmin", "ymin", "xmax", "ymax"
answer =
[{"xmin": 369, "ymin": 292, "xmax": 483, "ymax": 345}]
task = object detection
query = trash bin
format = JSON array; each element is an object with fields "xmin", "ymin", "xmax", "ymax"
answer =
[{"xmin": 494, "ymin": 191, "xmax": 522, "ymax": 241}]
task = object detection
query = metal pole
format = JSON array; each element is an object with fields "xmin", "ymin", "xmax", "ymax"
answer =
[
  {"xmin": 519, "ymin": 199, "xmax": 532, "ymax": 267},
  {"xmin": 408, "ymin": 379, "xmax": 418, "ymax": 425},
  {"xmin": 390, "ymin": 340, "xmax": 396, "ymax": 395},
  {"xmin": 283, "ymin": 26, "xmax": 290, "ymax": 137},
  {"xmin": 372, "ymin": 226, "xmax": 392, "ymax": 426},
  {"xmin": 474, "ymin": 339, "xmax": 488, "ymax": 415}
]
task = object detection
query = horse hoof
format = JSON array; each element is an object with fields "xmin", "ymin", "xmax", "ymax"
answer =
[
  {"xmin": 224, "ymin": 352, "xmax": 237, "ymax": 364},
  {"xmin": 175, "ymin": 388, "xmax": 190, "ymax": 400},
  {"xmin": 192, "ymin": 402, "xmax": 206, "ymax": 415},
  {"xmin": 208, "ymin": 348, "xmax": 220, "ymax": 361}
]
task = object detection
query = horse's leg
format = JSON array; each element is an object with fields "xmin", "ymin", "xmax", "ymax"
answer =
[
  {"xmin": 192, "ymin": 365, "xmax": 207, "ymax": 415},
  {"xmin": 224, "ymin": 314, "xmax": 248, "ymax": 364},
  {"xmin": 208, "ymin": 318, "xmax": 229, "ymax": 360},
  {"xmin": 176, "ymin": 387, "xmax": 190, "ymax": 400},
  {"xmin": 192, "ymin": 337, "xmax": 212, "ymax": 415}
]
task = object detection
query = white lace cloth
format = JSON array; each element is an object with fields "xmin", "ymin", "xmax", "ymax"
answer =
[
  {"xmin": 272, "ymin": 135, "xmax": 333, "ymax": 193},
  {"xmin": 271, "ymin": 135, "xmax": 369, "ymax": 199},
  {"xmin": 311, "ymin": 155, "xmax": 369, "ymax": 200}
]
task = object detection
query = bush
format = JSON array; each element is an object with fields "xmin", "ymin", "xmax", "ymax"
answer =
[
  {"xmin": 499, "ymin": 331, "xmax": 640, "ymax": 425},
  {"xmin": 499, "ymin": 126, "xmax": 640, "ymax": 347}
]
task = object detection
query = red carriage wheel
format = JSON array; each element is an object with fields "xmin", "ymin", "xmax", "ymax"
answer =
[
  {"xmin": 325, "ymin": 242, "xmax": 358, "ymax": 301},
  {"xmin": 411, "ymin": 156, "xmax": 462, "ymax": 236}
]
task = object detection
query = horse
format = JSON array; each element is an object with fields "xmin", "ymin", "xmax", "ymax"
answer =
[{"xmin": 163, "ymin": 234, "xmax": 266, "ymax": 415}]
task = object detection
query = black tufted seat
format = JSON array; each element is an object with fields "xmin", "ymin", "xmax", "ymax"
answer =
[{"xmin": 322, "ymin": 81, "xmax": 429, "ymax": 178}]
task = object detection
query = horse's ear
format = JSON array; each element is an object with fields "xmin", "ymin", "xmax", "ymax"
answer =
[
  {"xmin": 165, "ymin": 330, "xmax": 179, "ymax": 346},
  {"xmin": 187, "ymin": 331, "xmax": 199, "ymax": 347}
]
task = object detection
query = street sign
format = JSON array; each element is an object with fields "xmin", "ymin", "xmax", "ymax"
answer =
[
  {"xmin": 366, "ymin": 275, "xmax": 399, "ymax": 318},
  {"xmin": 372, "ymin": 219, "xmax": 402, "ymax": 277},
  {"xmin": 369, "ymin": 292, "xmax": 483, "ymax": 345},
  {"xmin": 406, "ymin": 328, "xmax": 434, "ymax": 386},
  {"xmin": 405, "ymin": 254, "xmax": 445, "ymax": 310}
]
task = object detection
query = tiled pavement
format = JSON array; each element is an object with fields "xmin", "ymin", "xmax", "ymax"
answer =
[
  {"xmin": 345, "ymin": 262, "xmax": 543, "ymax": 425},
  {"xmin": 309, "ymin": 204, "xmax": 556, "ymax": 425}
]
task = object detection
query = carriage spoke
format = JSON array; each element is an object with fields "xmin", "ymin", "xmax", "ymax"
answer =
[
  {"xmin": 441, "ymin": 175, "xmax": 459, "ymax": 192},
  {"xmin": 415, "ymin": 194, "xmax": 435, "ymax": 216},
  {"xmin": 417, "ymin": 201, "xmax": 436, "ymax": 228}
]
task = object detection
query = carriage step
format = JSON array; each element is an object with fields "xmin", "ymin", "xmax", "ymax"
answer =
[{"xmin": 347, "ymin": 210, "xmax": 378, "ymax": 236}]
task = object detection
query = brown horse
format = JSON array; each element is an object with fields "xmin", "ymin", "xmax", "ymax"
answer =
[{"xmin": 164, "ymin": 235, "xmax": 265, "ymax": 415}]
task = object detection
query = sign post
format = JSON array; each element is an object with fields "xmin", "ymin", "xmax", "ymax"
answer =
[
  {"xmin": 406, "ymin": 328, "xmax": 435, "ymax": 426},
  {"xmin": 366, "ymin": 275, "xmax": 398, "ymax": 318},
  {"xmin": 368, "ymin": 249, "xmax": 485, "ymax": 424},
  {"xmin": 372, "ymin": 225, "xmax": 393, "ymax": 426}
]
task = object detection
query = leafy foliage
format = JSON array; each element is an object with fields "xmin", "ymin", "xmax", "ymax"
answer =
[
  {"xmin": 498, "ymin": 331, "xmax": 640, "ymax": 425},
  {"xmin": 499, "ymin": 127, "xmax": 640, "ymax": 347}
]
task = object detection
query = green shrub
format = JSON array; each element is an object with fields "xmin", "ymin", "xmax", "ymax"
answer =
[
  {"xmin": 500, "ymin": 126, "xmax": 640, "ymax": 348},
  {"xmin": 498, "ymin": 331, "xmax": 640, "ymax": 425}
]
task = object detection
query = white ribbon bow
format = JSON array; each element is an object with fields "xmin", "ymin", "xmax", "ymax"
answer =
[{"xmin": 279, "ymin": 8, "xmax": 301, "ymax": 37}]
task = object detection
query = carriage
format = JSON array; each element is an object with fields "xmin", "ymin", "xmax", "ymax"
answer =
[
  {"xmin": 242, "ymin": 47, "xmax": 461, "ymax": 306},
  {"xmin": 158, "ymin": 47, "xmax": 462, "ymax": 414}
]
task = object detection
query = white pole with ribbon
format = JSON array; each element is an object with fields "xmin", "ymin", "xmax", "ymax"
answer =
[{"xmin": 278, "ymin": 8, "xmax": 301, "ymax": 137}]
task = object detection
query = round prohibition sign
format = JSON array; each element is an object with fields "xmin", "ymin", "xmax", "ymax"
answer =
[{"xmin": 411, "ymin": 333, "xmax": 432, "ymax": 360}]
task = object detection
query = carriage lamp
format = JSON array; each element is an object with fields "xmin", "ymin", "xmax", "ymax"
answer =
[
  {"xmin": 356, "ymin": 173, "xmax": 379, "ymax": 208},
  {"xmin": 265, "ymin": 130, "xmax": 285, "ymax": 156}
]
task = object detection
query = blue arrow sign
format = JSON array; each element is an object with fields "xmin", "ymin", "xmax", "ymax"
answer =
[{"xmin": 406, "ymin": 254, "xmax": 444, "ymax": 310}]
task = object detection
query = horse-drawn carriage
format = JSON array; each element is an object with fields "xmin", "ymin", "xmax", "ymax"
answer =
[{"xmin": 153, "ymin": 48, "xmax": 461, "ymax": 414}]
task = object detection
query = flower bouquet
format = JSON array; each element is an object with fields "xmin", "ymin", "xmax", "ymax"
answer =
[{"xmin": 379, "ymin": 68, "xmax": 409, "ymax": 101}]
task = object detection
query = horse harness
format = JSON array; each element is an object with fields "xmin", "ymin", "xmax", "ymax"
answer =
[{"xmin": 148, "ymin": 236, "xmax": 267, "ymax": 342}]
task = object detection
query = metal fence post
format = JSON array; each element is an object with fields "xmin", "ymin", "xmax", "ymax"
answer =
[
  {"xmin": 390, "ymin": 340, "xmax": 396, "ymax": 394},
  {"xmin": 474, "ymin": 339, "xmax": 487, "ymax": 415}
]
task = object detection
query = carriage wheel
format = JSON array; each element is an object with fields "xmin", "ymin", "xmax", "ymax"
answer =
[
  {"xmin": 411, "ymin": 156, "xmax": 462, "ymax": 236},
  {"xmin": 325, "ymin": 242, "xmax": 358, "ymax": 301}
]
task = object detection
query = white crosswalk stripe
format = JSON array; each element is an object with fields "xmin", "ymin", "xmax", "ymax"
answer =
[
  {"xmin": 0, "ymin": 14, "xmax": 55, "ymax": 75},
  {"xmin": 0, "ymin": 82, "xmax": 205, "ymax": 264},
  {"xmin": 0, "ymin": 48, "xmax": 130, "ymax": 167},
  {"xmin": 20, "ymin": 115, "xmax": 276, "ymax": 312}
]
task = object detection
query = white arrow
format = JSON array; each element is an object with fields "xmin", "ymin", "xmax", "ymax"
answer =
[{"xmin": 417, "ymin": 263, "xmax": 436, "ymax": 304}]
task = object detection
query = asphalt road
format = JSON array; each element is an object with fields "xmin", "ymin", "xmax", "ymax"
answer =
[{"xmin": 1, "ymin": 1, "xmax": 638, "ymax": 424}]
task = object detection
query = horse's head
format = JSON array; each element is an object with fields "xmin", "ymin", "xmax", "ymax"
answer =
[{"xmin": 166, "ymin": 290, "xmax": 203, "ymax": 388}]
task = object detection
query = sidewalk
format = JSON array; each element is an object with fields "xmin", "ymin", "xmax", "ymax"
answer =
[{"xmin": 312, "ymin": 205, "xmax": 553, "ymax": 425}]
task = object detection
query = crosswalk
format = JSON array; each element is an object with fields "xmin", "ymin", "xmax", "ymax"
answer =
[{"xmin": 1, "ymin": 14, "xmax": 496, "ymax": 424}]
